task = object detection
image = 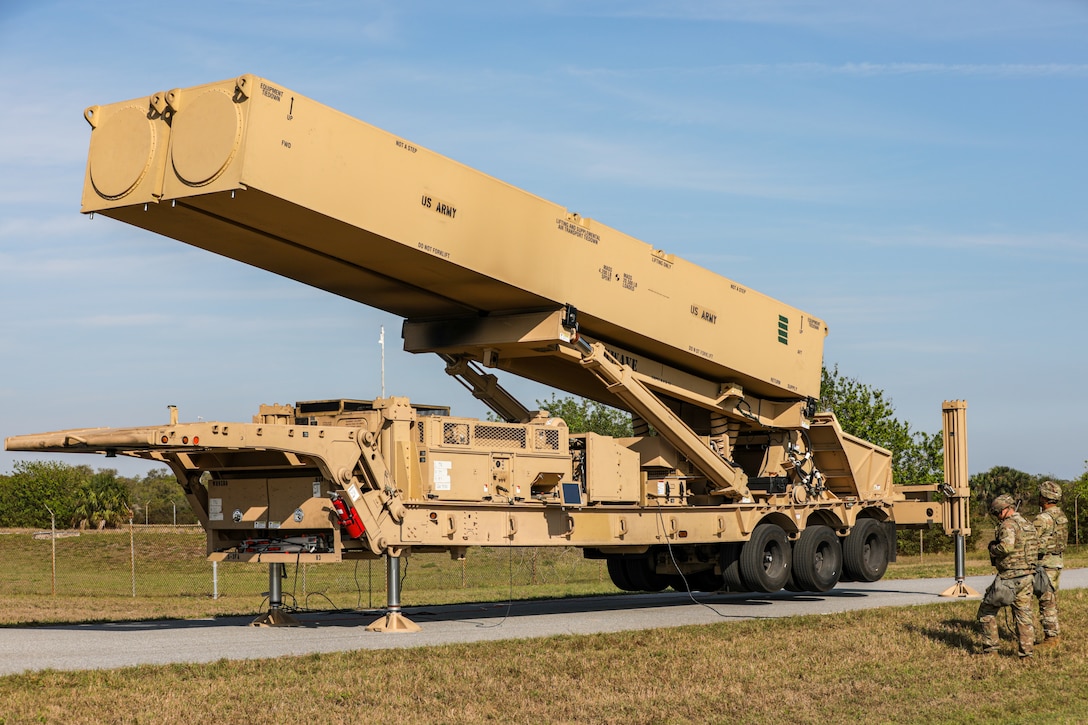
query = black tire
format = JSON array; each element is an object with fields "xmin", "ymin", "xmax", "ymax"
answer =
[
  {"xmin": 739, "ymin": 524, "xmax": 792, "ymax": 593},
  {"xmin": 842, "ymin": 518, "xmax": 889, "ymax": 582},
  {"xmin": 783, "ymin": 569, "xmax": 804, "ymax": 592},
  {"xmin": 720, "ymin": 542, "xmax": 748, "ymax": 592},
  {"xmin": 607, "ymin": 556, "xmax": 636, "ymax": 591},
  {"xmin": 624, "ymin": 555, "xmax": 668, "ymax": 592},
  {"xmin": 792, "ymin": 525, "xmax": 842, "ymax": 592}
]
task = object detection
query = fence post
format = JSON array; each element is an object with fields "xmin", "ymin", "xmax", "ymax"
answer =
[
  {"xmin": 130, "ymin": 518, "xmax": 136, "ymax": 597},
  {"xmin": 213, "ymin": 561, "xmax": 219, "ymax": 600},
  {"xmin": 45, "ymin": 505, "xmax": 56, "ymax": 596}
]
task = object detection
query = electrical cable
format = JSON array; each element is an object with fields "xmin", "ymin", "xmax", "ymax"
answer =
[
  {"xmin": 473, "ymin": 533, "xmax": 516, "ymax": 629},
  {"xmin": 654, "ymin": 505, "xmax": 741, "ymax": 620},
  {"xmin": 733, "ymin": 398, "xmax": 759, "ymax": 423}
]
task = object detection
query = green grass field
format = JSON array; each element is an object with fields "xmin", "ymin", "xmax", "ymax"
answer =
[{"xmin": 1, "ymin": 594, "xmax": 1086, "ymax": 724}]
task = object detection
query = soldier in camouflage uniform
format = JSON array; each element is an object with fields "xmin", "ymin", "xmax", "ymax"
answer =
[
  {"xmin": 977, "ymin": 494, "xmax": 1038, "ymax": 658},
  {"xmin": 1033, "ymin": 480, "xmax": 1068, "ymax": 646}
]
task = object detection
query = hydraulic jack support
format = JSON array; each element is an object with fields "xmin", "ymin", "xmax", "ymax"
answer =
[
  {"xmin": 367, "ymin": 551, "xmax": 421, "ymax": 633},
  {"xmin": 252, "ymin": 563, "xmax": 302, "ymax": 626}
]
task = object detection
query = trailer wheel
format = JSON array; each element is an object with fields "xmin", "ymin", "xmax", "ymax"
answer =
[
  {"xmin": 720, "ymin": 543, "xmax": 747, "ymax": 592},
  {"xmin": 739, "ymin": 524, "xmax": 792, "ymax": 593},
  {"xmin": 791, "ymin": 525, "xmax": 842, "ymax": 592},
  {"xmin": 783, "ymin": 569, "xmax": 804, "ymax": 592},
  {"xmin": 624, "ymin": 555, "xmax": 668, "ymax": 592},
  {"xmin": 842, "ymin": 518, "xmax": 889, "ymax": 582},
  {"xmin": 606, "ymin": 556, "xmax": 637, "ymax": 591}
]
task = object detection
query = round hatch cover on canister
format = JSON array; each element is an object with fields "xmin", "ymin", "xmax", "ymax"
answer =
[
  {"xmin": 170, "ymin": 88, "xmax": 242, "ymax": 187},
  {"xmin": 88, "ymin": 105, "xmax": 156, "ymax": 200}
]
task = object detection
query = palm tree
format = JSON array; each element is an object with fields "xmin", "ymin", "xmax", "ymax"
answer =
[{"xmin": 70, "ymin": 472, "xmax": 132, "ymax": 529}]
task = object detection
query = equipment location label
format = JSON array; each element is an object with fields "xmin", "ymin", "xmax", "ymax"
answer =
[
  {"xmin": 434, "ymin": 460, "xmax": 452, "ymax": 491},
  {"xmin": 556, "ymin": 218, "xmax": 600, "ymax": 244}
]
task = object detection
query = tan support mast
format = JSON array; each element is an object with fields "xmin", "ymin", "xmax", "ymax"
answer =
[{"xmin": 940, "ymin": 400, "xmax": 978, "ymax": 598}]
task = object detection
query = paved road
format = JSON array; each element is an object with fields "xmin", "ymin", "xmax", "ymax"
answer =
[{"xmin": 4, "ymin": 569, "xmax": 1085, "ymax": 676}]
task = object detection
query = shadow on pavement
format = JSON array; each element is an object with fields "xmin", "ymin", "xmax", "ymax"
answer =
[{"xmin": 15, "ymin": 586, "xmax": 879, "ymax": 632}]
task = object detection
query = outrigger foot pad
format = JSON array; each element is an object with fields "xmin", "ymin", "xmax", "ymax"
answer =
[
  {"xmin": 939, "ymin": 581, "xmax": 980, "ymax": 598},
  {"xmin": 367, "ymin": 610, "xmax": 421, "ymax": 633},
  {"xmin": 251, "ymin": 608, "xmax": 303, "ymax": 627}
]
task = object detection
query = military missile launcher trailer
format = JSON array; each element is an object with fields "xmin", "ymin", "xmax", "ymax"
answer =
[{"xmin": 6, "ymin": 76, "xmax": 970, "ymax": 628}]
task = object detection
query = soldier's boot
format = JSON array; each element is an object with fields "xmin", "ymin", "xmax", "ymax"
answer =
[
  {"xmin": 977, "ymin": 616, "xmax": 999, "ymax": 655},
  {"xmin": 1015, "ymin": 620, "xmax": 1034, "ymax": 659},
  {"xmin": 1037, "ymin": 635, "xmax": 1060, "ymax": 648}
]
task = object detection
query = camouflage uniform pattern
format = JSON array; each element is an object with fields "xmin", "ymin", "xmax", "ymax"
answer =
[
  {"xmin": 977, "ymin": 511, "xmax": 1038, "ymax": 657},
  {"xmin": 1033, "ymin": 505, "xmax": 1068, "ymax": 639}
]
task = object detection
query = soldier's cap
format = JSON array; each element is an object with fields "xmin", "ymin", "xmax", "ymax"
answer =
[
  {"xmin": 989, "ymin": 493, "xmax": 1016, "ymax": 515},
  {"xmin": 1038, "ymin": 480, "xmax": 1062, "ymax": 501}
]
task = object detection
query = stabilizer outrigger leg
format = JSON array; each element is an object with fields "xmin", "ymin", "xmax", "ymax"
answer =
[
  {"xmin": 367, "ymin": 550, "xmax": 421, "ymax": 633},
  {"xmin": 938, "ymin": 401, "xmax": 979, "ymax": 599},
  {"xmin": 252, "ymin": 563, "xmax": 302, "ymax": 626}
]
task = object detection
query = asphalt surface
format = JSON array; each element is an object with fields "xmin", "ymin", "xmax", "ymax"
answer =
[{"xmin": 4, "ymin": 569, "xmax": 1085, "ymax": 676}]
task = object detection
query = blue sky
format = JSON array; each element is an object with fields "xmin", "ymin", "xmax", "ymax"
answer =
[{"xmin": 1, "ymin": 0, "xmax": 1086, "ymax": 481}]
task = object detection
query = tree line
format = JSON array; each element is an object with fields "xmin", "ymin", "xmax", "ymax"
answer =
[{"xmin": 0, "ymin": 461, "xmax": 194, "ymax": 529}]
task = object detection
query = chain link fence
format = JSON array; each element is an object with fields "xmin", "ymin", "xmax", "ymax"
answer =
[{"xmin": 1, "ymin": 526, "xmax": 612, "ymax": 610}]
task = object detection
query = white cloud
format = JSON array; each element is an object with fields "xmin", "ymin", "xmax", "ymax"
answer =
[
  {"xmin": 713, "ymin": 62, "xmax": 1088, "ymax": 78},
  {"xmin": 846, "ymin": 228, "xmax": 1088, "ymax": 255},
  {"xmin": 551, "ymin": 0, "xmax": 1088, "ymax": 40}
]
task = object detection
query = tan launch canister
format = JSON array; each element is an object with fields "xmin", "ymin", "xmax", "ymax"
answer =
[{"xmin": 81, "ymin": 75, "xmax": 826, "ymax": 402}]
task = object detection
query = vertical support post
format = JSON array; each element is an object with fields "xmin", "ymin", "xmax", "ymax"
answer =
[
  {"xmin": 367, "ymin": 550, "xmax": 421, "ymax": 632},
  {"xmin": 954, "ymin": 533, "xmax": 966, "ymax": 581},
  {"xmin": 268, "ymin": 562, "xmax": 282, "ymax": 610},
  {"xmin": 940, "ymin": 400, "xmax": 980, "ymax": 598},
  {"xmin": 45, "ymin": 505, "xmax": 56, "ymax": 597},
  {"xmin": 130, "ymin": 517, "xmax": 136, "ymax": 598},
  {"xmin": 251, "ymin": 563, "xmax": 301, "ymax": 626},
  {"xmin": 386, "ymin": 553, "xmax": 402, "ymax": 611}
]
